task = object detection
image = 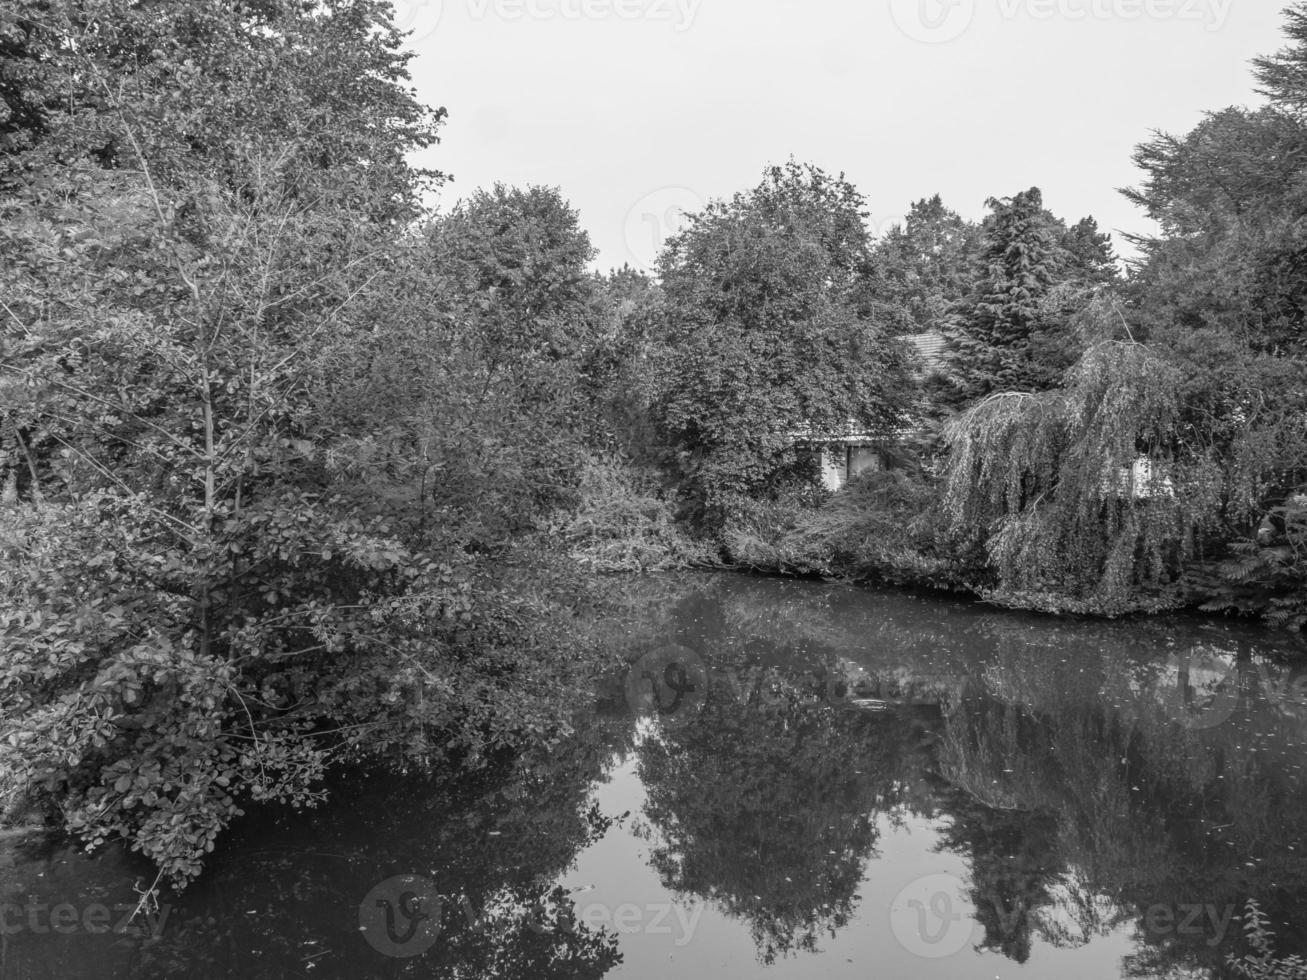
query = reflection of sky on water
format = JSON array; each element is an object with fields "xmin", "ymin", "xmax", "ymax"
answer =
[{"xmin": 564, "ymin": 757, "xmax": 1141, "ymax": 979}]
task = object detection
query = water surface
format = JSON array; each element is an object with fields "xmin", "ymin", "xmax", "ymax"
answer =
[{"xmin": 4, "ymin": 573, "xmax": 1307, "ymax": 978}]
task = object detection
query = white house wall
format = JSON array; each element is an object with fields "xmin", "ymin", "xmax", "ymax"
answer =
[{"xmin": 821, "ymin": 448, "xmax": 846, "ymax": 492}]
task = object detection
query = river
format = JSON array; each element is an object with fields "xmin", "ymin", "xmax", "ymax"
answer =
[{"xmin": 4, "ymin": 573, "xmax": 1307, "ymax": 978}]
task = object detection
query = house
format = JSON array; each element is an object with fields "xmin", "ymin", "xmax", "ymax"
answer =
[
  {"xmin": 800, "ymin": 332, "xmax": 948, "ymax": 492},
  {"xmin": 906, "ymin": 331, "xmax": 947, "ymax": 378},
  {"xmin": 1101, "ymin": 455, "xmax": 1175, "ymax": 500}
]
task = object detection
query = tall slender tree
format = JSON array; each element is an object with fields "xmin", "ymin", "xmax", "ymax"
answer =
[{"xmin": 947, "ymin": 188, "xmax": 1067, "ymax": 399}]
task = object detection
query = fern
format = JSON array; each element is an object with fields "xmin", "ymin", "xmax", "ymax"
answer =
[{"xmin": 1205, "ymin": 503, "xmax": 1307, "ymax": 631}]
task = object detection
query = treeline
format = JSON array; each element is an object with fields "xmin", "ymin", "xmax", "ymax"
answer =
[
  {"xmin": 1, "ymin": 0, "xmax": 1305, "ymax": 889},
  {"xmin": 568, "ymin": 13, "xmax": 1307, "ymax": 630}
]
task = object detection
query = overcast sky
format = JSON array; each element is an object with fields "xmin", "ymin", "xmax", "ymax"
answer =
[{"xmin": 401, "ymin": 0, "xmax": 1290, "ymax": 272}]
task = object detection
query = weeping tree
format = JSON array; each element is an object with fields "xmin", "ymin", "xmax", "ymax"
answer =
[{"xmin": 941, "ymin": 337, "xmax": 1227, "ymax": 615}]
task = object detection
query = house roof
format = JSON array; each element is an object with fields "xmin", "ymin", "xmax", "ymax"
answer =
[{"xmin": 907, "ymin": 332, "xmax": 947, "ymax": 372}]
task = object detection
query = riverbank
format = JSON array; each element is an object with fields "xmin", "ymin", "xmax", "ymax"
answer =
[{"xmin": 565, "ymin": 461, "xmax": 1307, "ymax": 635}]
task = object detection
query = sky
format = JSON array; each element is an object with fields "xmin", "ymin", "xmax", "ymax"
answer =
[{"xmin": 399, "ymin": 0, "xmax": 1292, "ymax": 272}]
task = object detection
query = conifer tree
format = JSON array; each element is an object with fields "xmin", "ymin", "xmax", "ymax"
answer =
[
  {"xmin": 1061, "ymin": 216, "xmax": 1118, "ymax": 287},
  {"xmin": 1254, "ymin": 0, "xmax": 1307, "ymax": 113},
  {"xmin": 947, "ymin": 188, "xmax": 1066, "ymax": 400}
]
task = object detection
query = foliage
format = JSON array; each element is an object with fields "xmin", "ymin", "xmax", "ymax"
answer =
[
  {"xmin": 1063, "ymin": 216, "xmax": 1119, "ymax": 287},
  {"xmin": 579, "ymin": 265, "xmax": 668, "ymax": 459},
  {"xmin": 1203, "ymin": 497, "xmax": 1307, "ymax": 630},
  {"xmin": 1124, "ymin": 106, "xmax": 1307, "ymax": 358},
  {"xmin": 0, "ymin": 0, "xmax": 602, "ymax": 889},
  {"xmin": 1227, "ymin": 899, "xmax": 1307, "ymax": 980},
  {"xmin": 1116, "ymin": 5, "xmax": 1307, "ymax": 627},
  {"xmin": 787, "ymin": 468, "xmax": 984, "ymax": 589},
  {"xmin": 424, "ymin": 183, "xmax": 600, "ymax": 368},
  {"xmin": 941, "ymin": 337, "xmax": 1223, "ymax": 614},
  {"xmin": 947, "ymin": 188, "xmax": 1116, "ymax": 402},
  {"xmin": 319, "ymin": 192, "xmax": 602, "ymax": 554},
  {"xmin": 871, "ymin": 193, "xmax": 982, "ymax": 335},
  {"xmin": 716, "ymin": 489, "xmax": 818, "ymax": 573},
  {"xmin": 560, "ymin": 455, "xmax": 715, "ymax": 572},
  {"xmin": 651, "ymin": 161, "xmax": 916, "ymax": 529},
  {"xmin": 0, "ymin": 494, "xmax": 593, "ymax": 882}
]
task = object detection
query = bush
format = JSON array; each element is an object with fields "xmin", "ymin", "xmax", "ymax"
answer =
[
  {"xmin": 781, "ymin": 470, "xmax": 983, "ymax": 589},
  {"xmin": 1204, "ymin": 498, "xmax": 1307, "ymax": 631},
  {"xmin": 561, "ymin": 456, "xmax": 715, "ymax": 572},
  {"xmin": 1228, "ymin": 899, "xmax": 1307, "ymax": 979},
  {"xmin": 719, "ymin": 493, "xmax": 812, "ymax": 572},
  {"xmin": 0, "ymin": 495, "xmax": 598, "ymax": 887}
]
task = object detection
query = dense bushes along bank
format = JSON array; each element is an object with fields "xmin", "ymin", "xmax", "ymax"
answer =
[{"xmin": 564, "ymin": 448, "xmax": 1307, "ymax": 630}]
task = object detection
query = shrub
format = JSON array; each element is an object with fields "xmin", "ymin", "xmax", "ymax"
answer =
[
  {"xmin": 561, "ymin": 456, "xmax": 715, "ymax": 572},
  {"xmin": 785, "ymin": 470, "xmax": 983, "ymax": 589},
  {"xmin": 0, "ymin": 495, "xmax": 596, "ymax": 887},
  {"xmin": 1228, "ymin": 899, "xmax": 1307, "ymax": 979}
]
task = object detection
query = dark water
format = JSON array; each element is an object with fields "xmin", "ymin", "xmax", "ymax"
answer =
[{"xmin": 5, "ymin": 573, "xmax": 1307, "ymax": 979}]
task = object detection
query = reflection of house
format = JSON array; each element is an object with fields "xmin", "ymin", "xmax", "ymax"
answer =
[{"xmin": 800, "ymin": 332, "xmax": 947, "ymax": 492}]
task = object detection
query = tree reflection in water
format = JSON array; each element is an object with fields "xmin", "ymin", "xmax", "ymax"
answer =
[
  {"xmin": 7, "ymin": 574, "xmax": 1307, "ymax": 979},
  {"xmin": 0, "ymin": 704, "xmax": 638, "ymax": 980},
  {"xmin": 605, "ymin": 575, "xmax": 1307, "ymax": 976},
  {"xmin": 635, "ymin": 678, "xmax": 933, "ymax": 964}
]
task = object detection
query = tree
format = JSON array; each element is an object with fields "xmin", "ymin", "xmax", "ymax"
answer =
[
  {"xmin": 1061, "ymin": 216, "xmax": 1119, "ymax": 288},
  {"xmin": 652, "ymin": 161, "xmax": 915, "ymax": 527},
  {"xmin": 946, "ymin": 188, "xmax": 1072, "ymax": 400},
  {"xmin": 365, "ymin": 184, "xmax": 604, "ymax": 544},
  {"xmin": 871, "ymin": 194, "xmax": 982, "ymax": 335},
  {"xmin": 0, "ymin": 0, "xmax": 597, "ymax": 891},
  {"xmin": 1119, "ymin": 4, "xmax": 1307, "ymax": 625},
  {"xmin": 1254, "ymin": 0, "xmax": 1307, "ymax": 113},
  {"xmin": 1124, "ymin": 107, "xmax": 1307, "ymax": 356},
  {"xmin": 426, "ymin": 183, "xmax": 599, "ymax": 366},
  {"xmin": 941, "ymin": 335, "xmax": 1215, "ymax": 614},
  {"xmin": 579, "ymin": 264, "xmax": 666, "ymax": 457}
]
